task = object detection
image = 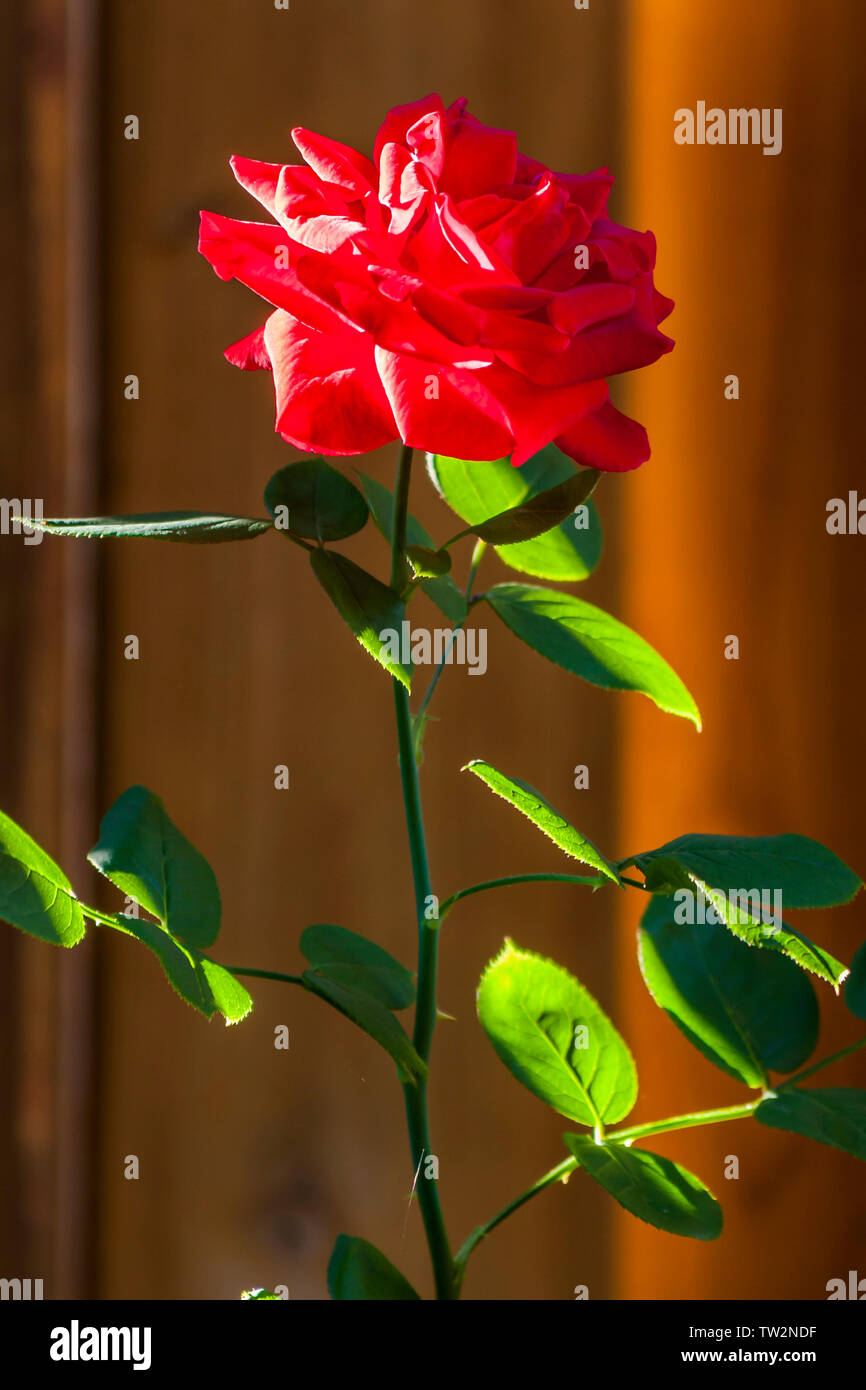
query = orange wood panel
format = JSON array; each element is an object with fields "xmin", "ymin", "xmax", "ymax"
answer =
[{"xmin": 617, "ymin": 0, "xmax": 866, "ymax": 1298}]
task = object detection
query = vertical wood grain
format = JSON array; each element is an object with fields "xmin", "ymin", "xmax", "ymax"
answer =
[
  {"xmin": 96, "ymin": 0, "xmax": 626, "ymax": 1299},
  {"xmin": 618, "ymin": 0, "xmax": 866, "ymax": 1298}
]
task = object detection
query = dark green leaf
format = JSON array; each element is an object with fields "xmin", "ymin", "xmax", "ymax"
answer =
[
  {"xmin": 428, "ymin": 446, "xmax": 602, "ymax": 580},
  {"xmin": 621, "ymin": 834, "xmax": 851, "ymax": 988},
  {"xmin": 264, "ymin": 459, "xmax": 368, "ymax": 542},
  {"xmin": 301, "ymin": 968, "xmax": 426, "ymax": 1083},
  {"xmin": 449, "ymin": 470, "xmax": 601, "ymax": 546},
  {"xmin": 300, "ymin": 923, "xmax": 415, "ymax": 1010},
  {"xmin": 638, "ymin": 895, "xmax": 818, "ymax": 1087},
  {"xmin": 327, "ymin": 1236, "xmax": 421, "ymax": 1300},
  {"xmin": 406, "ymin": 544, "xmax": 452, "ymax": 578},
  {"xmin": 109, "ymin": 914, "xmax": 252, "ymax": 1023},
  {"xmin": 477, "ymin": 940, "xmax": 637, "ymax": 1125},
  {"xmin": 564, "ymin": 1135, "xmax": 723, "ymax": 1240},
  {"xmin": 29, "ymin": 512, "xmax": 273, "ymax": 542},
  {"xmin": 756, "ymin": 1088, "xmax": 866, "ymax": 1160},
  {"xmin": 463, "ymin": 761, "xmax": 619, "ymax": 884},
  {"xmin": 310, "ymin": 550, "xmax": 411, "ymax": 688},
  {"xmin": 0, "ymin": 810, "xmax": 85, "ymax": 947},
  {"xmin": 88, "ymin": 786, "xmax": 221, "ymax": 948},
  {"xmin": 622, "ymin": 833, "xmax": 862, "ymax": 911},
  {"xmin": 356, "ymin": 470, "xmax": 468, "ymax": 622},
  {"xmin": 485, "ymin": 584, "xmax": 700, "ymax": 727},
  {"xmin": 845, "ymin": 942, "xmax": 866, "ymax": 1019}
]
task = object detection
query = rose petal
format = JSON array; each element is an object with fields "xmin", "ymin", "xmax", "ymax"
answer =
[
  {"xmin": 265, "ymin": 311, "xmax": 396, "ymax": 455},
  {"xmin": 374, "ymin": 347, "xmax": 513, "ymax": 459},
  {"xmin": 556, "ymin": 401, "xmax": 650, "ymax": 472},
  {"xmin": 224, "ymin": 323, "xmax": 271, "ymax": 371}
]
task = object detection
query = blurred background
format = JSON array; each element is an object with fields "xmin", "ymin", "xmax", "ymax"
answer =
[{"xmin": 2, "ymin": 0, "xmax": 865, "ymax": 1300}]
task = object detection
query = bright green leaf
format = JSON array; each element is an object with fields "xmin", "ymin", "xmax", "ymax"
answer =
[
  {"xmin": 356, "ymin": 470, "xmax": 468, "ymax": 623},
  {"xmin": 300, "ymin": 923, "xmax": 415, "ymax": 1010},
  {"xmin": 327, "ymin": 1236, "xmax": 421, "ymax": 1300},
  {"xmin": 428, "ymin": 446, "xmax": 602, "ymax": 580},
  {"xmin": 406, "ymin": 544, "xmax": 452, "ymax": 578},
  {"xmin": 756, "ymin": 1088, "xmax": 866, "ymax": 1160},
  {"xmin": 310, "ymin": 550, "xmax": 411, "ymax": 688},
  {"xmin": 463, "ymin": 761, "xmax": 619, "ymax": 884},
  {"xmin": 264, "ymin": 459, "xmax": 368, "ymax": 542},
  {"xmin": 477, "ymin": 940, "xmax": 637, "ymax": 1126},
  {"xmin": 638, "ymin": 895, "xmax": 818, "ymax": 1087},
  {"xmin": 28, "ymin": 512, "xmax": 273, "ymax": 542},
  {"xmin": 564, "ymin": 1135, "xmax": 723, "ymax": 1240},
  {"xmin": 485, "ymin": 584, "xmax": 701, "ymax": 727},
  {"xmin": 88, "ymin": 786, "xmax": 221, "ymax": 948},
  {"xmin": 0, "ymin": 810, "xmax": 85, "ymax": 947},
  {"xmin": 240, "ymin": 1289, "xmax": 281, "ymax": 1301},
  {"xmin": 109, "ymin": 914, "xmax": 251, "ymax": 1024}
]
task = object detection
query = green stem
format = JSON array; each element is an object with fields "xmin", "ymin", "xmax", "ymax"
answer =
[
  {"xmin": 610, "ymin": 1100, "xmax": 761, "ymax": 1144},
  {"xmin": 221, "ymin": 966, "xmax": 305, "ymax": 985},
  {"xmin": 455, "ymin": 1157, "xmax": 575, "ymax": 1276},
  {"xmin": 413, "ymin": 539, "xmax": 487, "ymax": 726},
  {"xmin": 439, "ymin": 872, "xmax": 607, "ymax": 921},
  {"xmin": 390, "ymin": 442, "xmax": 456, "ymax": 1301},
  {"xmin": 456, "ymin": 1099, "xmax": 762, "ymax": 1279},
  {"xmin": 81, "ymin": 903, "xmax": 129, "ymax": 929},
  {"xmin": 390, "ymin": 440, "xmax": 414, "ymax": 592},
  {"xmin": 778, "ymin": 1033, "xmax": 866, "ymax": 1089}
]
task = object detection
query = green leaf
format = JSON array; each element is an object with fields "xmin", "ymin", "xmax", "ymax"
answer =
[
  {"xmin": 463, "ymin": 761, "xmax": 620, "ymax": 884},
  {"xmin": 638, "ymin": 895, "xmax": 818, "ymax": 1087},
  {"xmin": 109, "ymin": 914, "xmax": 252, "ymax": 1024},
  {"xmin": 485, "ymin": 584, "xmax": 701, "ymax": 728},
  {"xmin": 310, "ymin": 550, "xmax": 411, "ymax": 689},
  {"xmin": 264, "ymin": 459, "xmax": 368, "ymax": 542},
  {"xmin": 301, "ymin": 968, "xmax": 426, "ymax": 1083},
  {"xmin": 406, "ymin": 544, "xmax": 452, "ymax": 578},
  {"xmin": 621, "ymin": 833, "xmax": 862, "ymax": 911},
  {"xmin": 477, "ymin": 940, "xmax": 637, "ymax": 1126},
  {"xmin": 0, "ymin": 810, "xmax": 85, "ymax": 947},
  {"xmin": 620, "ymin": 833, "xmax": 852, "ymax": 988},
  {"xmin": 756, "ymin": 1088, "xmax": 866, "ymax": 1160},
  {"xmin": 563, "ymin": 1135, "xmax": 723, "ymax": 1240},
  {"xmin": 449, "ymin": 470, "xmax": 601, "ymax": 546},
  {"xmin": 356, "ymin": 470, "xmax": 468, "ymax": 623},
  {"xmin": 327, "ymin": 1236, "xmax": 421, "ymax": 1301},
  {"xmin": 88, "ymin": 786, "xmax": 221, "ymax": 949},
  {"xmin": 844, "ymin": 942, "xmax": 866, "ymax": 1019},
  {"xmin": 240, "ymin": 1288, "xmax": 281, "ymax": 1300},
  {"xmin": 28, "ymin": 512, "xmax": 273, "ymax": 542},
  {"xmin": 300, "ymin": 923, "xmax": 415, "ymax": 1010},
  {"xmin": 428, "ymin": 446, "xmax": 602, "ymax": 580}
]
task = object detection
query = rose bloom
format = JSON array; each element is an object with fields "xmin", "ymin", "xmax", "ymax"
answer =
[{"xmin": 199, "ymin": 95, "xmax": 673, "ymax": 470}]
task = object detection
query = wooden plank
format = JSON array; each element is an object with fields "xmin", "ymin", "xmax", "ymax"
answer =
[
  {"xmin": 97, "ymin": 0, "xmax": 624, "ymax": 1299},
  {"xmin": 618, "ymin": 0, "xmax": 866, "ymax": 1298}
]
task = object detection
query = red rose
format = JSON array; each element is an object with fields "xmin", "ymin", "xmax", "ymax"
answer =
[{"xmin": 199, "ymin": 95, "xmax": 673, "ymax": 470}]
